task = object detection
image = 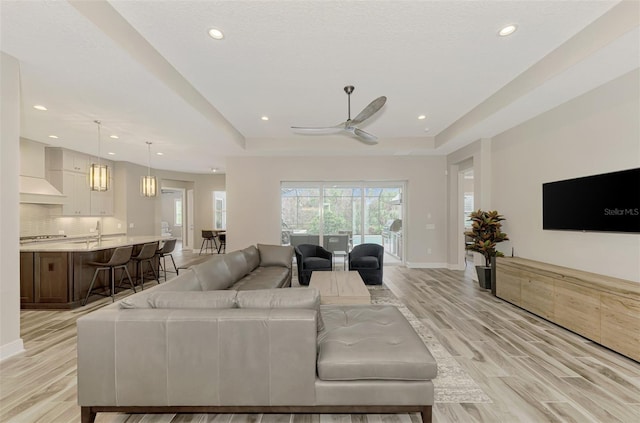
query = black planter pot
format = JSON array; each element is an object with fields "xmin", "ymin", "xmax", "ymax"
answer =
[
  {"xmin": 490, "ymin": 256, "xmax": 497, "ymax": 295},
  {"xmin": 475, "ymin": 266, "xmax": 492, "ymax": 290}
]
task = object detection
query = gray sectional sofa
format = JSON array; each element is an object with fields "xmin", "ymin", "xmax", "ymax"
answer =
[{"xmin": 77, "ymin": 244, "xmax": 437, "ymax": 423}]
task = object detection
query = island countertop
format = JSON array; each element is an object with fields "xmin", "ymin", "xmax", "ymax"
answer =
[{"xmin": 19, "ymin": 235, "xmax": 173, "ymax": 252}]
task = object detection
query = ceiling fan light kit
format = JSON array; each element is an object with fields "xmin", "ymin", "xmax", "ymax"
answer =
[{"xmin": 291, "ymin": 85, "xmax": 386, "ymax": 145}]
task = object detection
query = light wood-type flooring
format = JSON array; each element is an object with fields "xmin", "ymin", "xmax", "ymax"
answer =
[{"xmin": 1, "ymin": 247, "xmax": 639, "ymax": 422}]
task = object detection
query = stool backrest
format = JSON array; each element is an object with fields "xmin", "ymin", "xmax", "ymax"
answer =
[
  {"xmin": 106, "ymin": 246, "xmax": 134, "ymax": 266},
  {"xmin": 158, "ymin": 238, "xmax": 176, "ymax": 254},
  {"xmin": 136, "ymin": 242, "xmax": 159, "ymax": 260},
  {"xmin": 202, "ymin": 230, "xmax": 214, "ymax": 239}
]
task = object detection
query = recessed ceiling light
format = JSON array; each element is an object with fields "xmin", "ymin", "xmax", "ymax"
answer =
[
  {"xmin": 108, "ymin": 152, "xmax": 115, "ymax": 155},
  {"xmin": 211, "ymin": 168, "xmax": 218, "ymax": 173},
  {"xmin": 261, "ymin": 116, "xmax": 269, "ymax": 121},
  {"xmin": 156, "ymin": 152, "xmax": 164, "ymax": 156},
  {"xmin": 110, "ymin": 135, "xmax": 119, "ymax": 139},
  {"xmin": 48, "ymin": 135, "xmax": 58, "ymax": 139},
  {"xmin": 208, "ymin": 28, "xmax": 224, "ymax": 40},
  {"xmin": 33, "ymin": 105, "xmax": 47, "ymax": 111},
  {"xmin": 498, "ymin": 24, "xmax": 517, "ymax": 37},
  {"xmin": 424, "ymin": 128, "xmax": 430, "ymax": 133},
  {"xmin": 418, "ymin": 115, "xmax": 426, "ymax": 120}
]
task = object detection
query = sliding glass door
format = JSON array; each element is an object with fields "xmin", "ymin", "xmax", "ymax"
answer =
[{"xmin": 281, "ymin": 182, "xmax": 404, "ymax": 261}]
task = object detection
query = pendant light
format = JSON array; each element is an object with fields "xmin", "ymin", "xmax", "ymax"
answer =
[
  {"xmin": 140, "ymin": 141, "xmax": 157, "ymax": 197},
  {"xmin": 89, "ymin": 120, "xmax": 109, "ymax": 191}
]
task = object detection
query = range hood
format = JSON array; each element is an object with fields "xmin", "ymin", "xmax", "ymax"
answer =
[
  {"xmin": 20, "ymin": 175, "xmax": 65, "ymax": 204},
  {"xmin": 20, "ymin": 139, "xmax": 65, "ymax": 204}
]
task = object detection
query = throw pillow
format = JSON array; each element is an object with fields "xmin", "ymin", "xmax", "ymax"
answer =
[
  {"xmin": 242, "ymin": 245, "xmax": 261, "ymax": 271},
  {"xmin": 191, "ymin": 255, "xmax": 234, "ymax": 290},
  {"xmin": 257, "ymin": 243, "xmax": 294, "ymax": 268}
]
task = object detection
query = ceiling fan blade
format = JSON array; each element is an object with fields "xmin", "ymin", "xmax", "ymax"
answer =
[
  {"xmin": 291, "ymin": 125, "xmax": 344, "ymax": 135},
  {"xmin": 353, "ymin": 128, "xmax": 378, "ymax": 145},
  {"xmin": 350, "ymin": 96, "xmax": 387, "ymax": 126}
]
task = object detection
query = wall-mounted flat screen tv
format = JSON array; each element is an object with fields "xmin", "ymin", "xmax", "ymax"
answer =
[{"xmin": 542, "ymin": 168, "xmax": 640, "ymax": 233}]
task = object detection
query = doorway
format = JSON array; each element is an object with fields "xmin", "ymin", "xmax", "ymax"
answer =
[
  {"xmin": 160, "ymin": 187, "xmax": 185, "ymax": 244},
  {"xmin": 281, "ymin": 182, "xmax": 405, "ymax": 265},
  {"xmin": 459, "ymin": 168, "xmax": 475, "ymax": 271}
]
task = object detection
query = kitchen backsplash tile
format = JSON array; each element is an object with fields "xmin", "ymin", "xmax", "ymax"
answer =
[{"xmin": 20, "ymin": 204, "xmax": 126, "ymax": 237}]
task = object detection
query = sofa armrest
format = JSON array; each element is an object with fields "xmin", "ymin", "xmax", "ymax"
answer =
[{"xmin": 77, "ymin": 308, "xmax": 317, "ymax": 407}]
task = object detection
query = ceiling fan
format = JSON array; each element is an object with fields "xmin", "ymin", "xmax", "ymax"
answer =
[{"xmin": 291, "ymin": 85, "xmax": 387, "ymax": 145}]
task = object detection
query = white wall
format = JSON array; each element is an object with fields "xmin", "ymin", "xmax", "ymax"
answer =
[
  {"xmin": 1, "ymin": 53, "xmax": 24, "ymax": 360},
  {"xmin": 226, "ymin": 155, "xmax": 447, "ymax": 267},
  {"xmin": 116, "ymin": 162, "xmax": 225, "ymax": 247},
  {"xmin": 492, "ymin": 70, "xmax": 640, "ymax": 282}
]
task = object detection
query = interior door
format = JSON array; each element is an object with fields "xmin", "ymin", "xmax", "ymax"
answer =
[{"xmin": 186, "ymin": 189, "xmax": 194, "ymax": 250}]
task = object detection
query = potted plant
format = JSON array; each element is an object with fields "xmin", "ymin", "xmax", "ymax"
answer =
[{"xmin": 464, "ymin": 209, "xmax": 509, "ymax": 290}]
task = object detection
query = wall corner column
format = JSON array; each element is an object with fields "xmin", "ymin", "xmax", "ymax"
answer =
[{"xmin": 1, "ymin": 52, "xmax": 25, "ymax": 360}]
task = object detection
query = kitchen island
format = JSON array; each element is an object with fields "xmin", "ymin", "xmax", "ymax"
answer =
[{"xmin": 20, "ymin": 236, "xmax": 172, "ymax": 309}]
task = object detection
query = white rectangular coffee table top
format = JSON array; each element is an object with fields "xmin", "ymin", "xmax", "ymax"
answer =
[{"xmin": 310, "ymin": 271, "xmax": 371, "ymax": 305}]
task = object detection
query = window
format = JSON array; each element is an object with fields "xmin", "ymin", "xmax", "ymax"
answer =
[
  {"xmin": 174, "ymin": 198, "xmax": 183, "ymax": 226},
  {"xmin": 463, "ymin": 193, "xmax": 474, "ymax": 228},
  {"xmin": 281, "ymin": 181, "xmax": 404, "ymax": 260},
  {"xmin": 214, "ymin": 191, "xmax": 226, "ymax": 229}
]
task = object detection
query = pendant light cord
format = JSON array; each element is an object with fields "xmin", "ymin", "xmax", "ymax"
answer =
[
  {"xmin": 94, "ymin": 120, "xmax": 102, "ymax": 166},
  {"xmin": 146, "ymin": 141, "xmax": 152, "ymax": 177}
]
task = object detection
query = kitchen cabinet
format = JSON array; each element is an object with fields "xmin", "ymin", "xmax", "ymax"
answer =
[
  {"xmin": 47, "ymin": 148, "xmax": 89, "ymax": 173},
  {"xmin": 20, "ymin": 253, "xmax": 34, "ymax": 303},
  {"xmin": 20, "ymin": 252, "xmax": 69, "ymax": 306},
  {"xmin": 48, "ymin": 170, "xmax": 91, "ymax": 215},
  {"xmin": 35, "ymin": 252, "xmax": 69, "ymax": 303},
  {"xmin": 90, "ymin": 179, "xmax": 114, "ymax": 215},
  {"xmin": 46, "ymin": 147, "xmax": 114, "ymax": 216}
]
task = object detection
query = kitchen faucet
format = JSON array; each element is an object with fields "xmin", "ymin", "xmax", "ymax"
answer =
[{"xmin": 96, "ymin": 220, "xmax": 102, "ymax": 243}]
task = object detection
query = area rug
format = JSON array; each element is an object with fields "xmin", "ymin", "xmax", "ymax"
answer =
[{"xmin": 368, "ymin": 285, "xmax": 491, "ymax": 403}]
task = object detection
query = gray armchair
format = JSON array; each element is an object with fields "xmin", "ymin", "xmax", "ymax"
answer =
[
  {"xmin": 294, "ymin": 244, "xmax": 333, "ymax": 286},
  {"xmin": 349, "ymin": 243, "xmax": 384, "ymax": 285}
]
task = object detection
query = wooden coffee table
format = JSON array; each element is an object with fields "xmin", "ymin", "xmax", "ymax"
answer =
[{"xmin": 310, "ymin": 271, "xmax": 371, "ymax": 305}]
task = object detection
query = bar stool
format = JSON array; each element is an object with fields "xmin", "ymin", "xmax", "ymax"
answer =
[
  {"xmin": 131, "ymin": 242, "xmax": 159, "ymax": 290},
  {"xmin": 82, "ymin": 246, "xmax": 135, "ymax": 306},
  {"xmin": 217, "ymin": 233, "xmax": 226, "ymax": 254},
  {"xmin": 156, "ymin": 238, "xmax": 177, "ymax": 281},
  {"xmin": 200, "ymin": 230, "xmax": 215, "ymax": 255}
]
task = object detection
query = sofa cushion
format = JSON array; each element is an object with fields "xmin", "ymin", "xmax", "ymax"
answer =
[
  {"xmin": 303, "ymin": 257, "xmax": 332, "ymax": 270},
  {"xmin": 148, "ymin": 291, "xmax": 238, "ymax": 309},
  {"xmin": 350, "ymin": 256, "xmax": 379, "ymax": 269},
  {"xmin": 191, "ymin": 255, "xmax": 234, "ymax": 291},
  {"xmin": 317, "ymin": 305, "xmax": 437, "ymax": 381},
  {"xmin": 231, "ymin": 266, "xmax": 291, "ymax": 290},
  {"xmin": 257, "ymin": 244, "xmax": 293, "ymax": 268},
  {"xmin": 242, "ymin": 245, "xmax": 261, "ymax": 271},
  {"xmin": 237, "ymin": 288, "xmax": 324, "ymax": 331},
  {"xmin": 224, "ymin": 250, "xmax": 250, "ymax": 282}
]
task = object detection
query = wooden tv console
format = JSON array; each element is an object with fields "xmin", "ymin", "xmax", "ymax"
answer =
[{"xmin": 495, "ymin": 257, "xmax": 639, "ymax": 362}]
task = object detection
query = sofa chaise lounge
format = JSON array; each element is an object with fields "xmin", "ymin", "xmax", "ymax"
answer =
[{"xmin": 77, "ymin": 244, "xmax": 437, "ymax": 423}]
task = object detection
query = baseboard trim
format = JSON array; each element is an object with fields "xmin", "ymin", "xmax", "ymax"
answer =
[
  {"xmin": 405, "ymin": 262, "xmax": 448, "ymax": 269},
  {"xmin": 0, "ymin": 338, "xmax": 24, "ymax": 361}
]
